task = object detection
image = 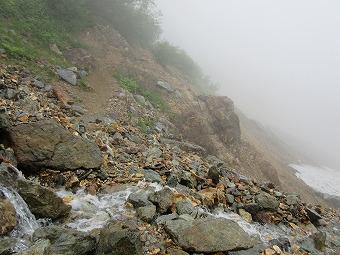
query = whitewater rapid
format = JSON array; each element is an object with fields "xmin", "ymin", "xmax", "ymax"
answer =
[{"xmin": 289, "ymin": 164, "xmax": 340, "ymax": 198}]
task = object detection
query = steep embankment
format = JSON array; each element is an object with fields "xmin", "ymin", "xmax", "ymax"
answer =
[{"xmin": 66, "ymin": 25, "xmax": 330, "ymax": 207}]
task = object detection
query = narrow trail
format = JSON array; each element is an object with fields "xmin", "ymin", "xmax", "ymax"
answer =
[{"xmin": 76, "ymin": 66, "xmax": 116, "ymax": 117}]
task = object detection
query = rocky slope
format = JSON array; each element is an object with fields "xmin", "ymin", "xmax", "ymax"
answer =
[
  {"xmin": 70, "ymin": 25, "xmax": 329, "ymax": 207},
  {"xmin": 0, "ymin": 26, "xmax": 339, "ymax": 255}
]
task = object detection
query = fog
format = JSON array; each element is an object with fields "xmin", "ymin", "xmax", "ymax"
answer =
[{"xmin": 155, "ymin": 0, "xmax": 340, "ymax": 169}]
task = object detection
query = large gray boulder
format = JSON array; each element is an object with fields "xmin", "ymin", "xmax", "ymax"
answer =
[
  {"xmin": 96, "ymin": 221, "xmax": 143, "ymax": 255},
  {"xmin": 165, "ymin": 217, "xmax": 255, "ymax": 253},
  {"xmin": 33, "ymin": 226, "xmax": 96, "ymax": 255},
  {"xmin": 17, "ymin": 179, "xmax": 71, "ymax": 219},
  {"xmin": 5, "ymin": 120, "xmax": 103, "ymax": 172}
]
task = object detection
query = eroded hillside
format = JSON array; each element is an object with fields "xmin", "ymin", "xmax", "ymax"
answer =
[{"xmin": 63, "ymin": 25, "xmax": 330, "ymax": 207}]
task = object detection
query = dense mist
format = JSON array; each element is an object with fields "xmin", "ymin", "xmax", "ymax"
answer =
[{"xmin": 155, "ymin": 0, "xmax": 340, "ymax": 169}]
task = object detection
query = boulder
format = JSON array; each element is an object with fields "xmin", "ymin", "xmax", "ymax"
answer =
[
  {"xmin": 5, "ymin": 120, "xmax": 103, "ymax": 172},
  {"xmin": 96, "ymin": 221, "xmax": 143, "ymax": 255},
  {"xmin": 165, "ymin": 217, "xmax": 255, "ymax": 253},
  {"xmin": 33, "ymin": 226, "xmax": 96, "ymax": 255},
  {"xmin": 0, "ymin": 191, "xmax": 17, "ymax": 236},
  {"xmin": 17, "ymin": 179, "xmax": 71, "ymax": 219},
  {"xmin": 255, "ymin": 192, "xmax": 279, "ymax": 210},
  {"xmin": 56, "ymin": 68, "xmax": 77, "ymax": 85}
]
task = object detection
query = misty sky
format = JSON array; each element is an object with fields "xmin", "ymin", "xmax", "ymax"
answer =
[{"xmin": 155, "ymin": 0, "xmax": 340, "ymax": 169}]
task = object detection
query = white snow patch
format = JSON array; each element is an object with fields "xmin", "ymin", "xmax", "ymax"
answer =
[{"xmin": 289, "ymin": 164, "xmax": 340, "ymax": 197}]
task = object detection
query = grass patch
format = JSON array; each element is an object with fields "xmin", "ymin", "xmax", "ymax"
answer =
[
  {"xmin": 137, "ymin": 118, "xmax": 155, "ymax": 134},
  {"xmin": 79, "ymin": 79, "xmax": 95, "ymax": 92},
  {"xmin": 114, "ymin": 70, "xmax": 167, "ymax": 111}
]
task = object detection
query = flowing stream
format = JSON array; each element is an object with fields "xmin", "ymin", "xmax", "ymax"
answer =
[
  {"xmin": 0, "ymin": 185, "xmax": 39, "ymax": 238},
  {"xmin": 0, "ymin": 179, "xmax": 302, "ymax": 253}
]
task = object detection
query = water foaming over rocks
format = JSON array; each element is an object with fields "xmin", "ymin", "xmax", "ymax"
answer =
[{"xmin": 56, "ymin": 186, "xmax": 135, "ymax": 232}]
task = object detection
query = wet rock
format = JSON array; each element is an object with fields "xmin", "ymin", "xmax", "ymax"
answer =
[
  {"xmin": 33, "ymin": 226, "xmax": 96, "ymax": 255},
  {"xmin": 56, "ymin": 68, "xmax": 77, "ymax": 85},
  {"xmin": 0, "ymin": 238, "xmax": 19, "ymax": 255},
  {"xmin": 136, "ymin": 204, "xmax": 156, "ymax": 223},
  {"xmin": 239, "ymin": 208, "xmax": 252, "ymax": 223},
  {"xmin": 17, "ymin": 239, "xmax": 50, "ymax": 255},
  {"xmin": 255, "ymin": 192, "xmax": 279, "ymax": 210},
  {"xmin": 149, "ymin": 187, "xmax": 173, "ymax": 213},
  {"xmin": 155, "ymin": 213, "xmax": 179, "ymax": 225},
  {"xmin": 97, "ymin": 221, "xmax": 143, "ymax": 255},
  {"xmin": 176, "ymin": 199, "xmax": 195, "ymax": 215},
  {"xmin": 17, "ymin": 179, "xmax": 71, "ymax": 219},
  {"xmin": 165, "ymin": 217, "xmax": 255, "ymax": 253},
  {"xmin": 6, "ymin": 120, "xmax": 103, "ymax": 172},
  {"xmin": 0, "ymin": 191, "xmax": 17, "ymax": 237}
]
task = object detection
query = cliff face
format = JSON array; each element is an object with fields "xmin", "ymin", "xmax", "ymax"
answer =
[
  {"xmin": 172, "ymin": 95, "xmax": 240, "ymax": 156},
  {"xmin": 71, "ymin": 25, "xmax": 328, "ymax": 206}
]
